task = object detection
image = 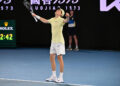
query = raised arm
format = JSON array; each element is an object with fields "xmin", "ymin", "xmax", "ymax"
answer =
[
  {"xmin": 31, "ymin": 13, "xmax": 49, "ymax": 23},
  {"xmin": 63, "ymin": 13, "xmax": 70, "ymax": 23}
]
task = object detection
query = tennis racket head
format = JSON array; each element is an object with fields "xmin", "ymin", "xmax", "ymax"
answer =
[
  {"xmin": 23, "ymin": 0, "xmax": 33, "ymax": 12},
  {"xmin": 23, "ymin": 0, "xmax": 38, "ymax": 22}
]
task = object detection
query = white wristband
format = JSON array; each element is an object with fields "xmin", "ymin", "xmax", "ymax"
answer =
[{"xmin": 35, "ymin": 15, "xmax": 41, "ymax": 20}]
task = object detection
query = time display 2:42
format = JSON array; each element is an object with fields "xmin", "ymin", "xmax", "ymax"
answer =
[{"xmin": 0, "ymin": 33, "xmax": 13, "ymax": 40}]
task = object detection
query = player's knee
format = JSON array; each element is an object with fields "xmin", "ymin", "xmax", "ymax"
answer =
[
  {"xmin": 57, "ymin": 55, "xmax": 62, "ymax": 61},
  {"xmin": 50, "ymin": 54, "xmax": 55, "ymax": 62}
]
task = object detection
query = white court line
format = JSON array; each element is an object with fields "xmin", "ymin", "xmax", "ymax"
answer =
[{"xmin": 0, "ymin": 78, "xmax": 95, "ymax": 86}]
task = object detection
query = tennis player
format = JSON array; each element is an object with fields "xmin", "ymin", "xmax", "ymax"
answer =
[{"xmin": 31, "ymin": 8, "xmax": 69, "ymax": 83}]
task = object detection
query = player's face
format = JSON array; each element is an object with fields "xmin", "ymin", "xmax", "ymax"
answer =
[{"xmin": 55, "ymin": 9, "xmax": 62, "ymax": 16}]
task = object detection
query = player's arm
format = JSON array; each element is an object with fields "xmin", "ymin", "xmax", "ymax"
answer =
[
  {"xmin": 31, "ymin": 13, "xmax": 49, "ymax": 23},
  {"xmin": 63, "ymin": 13, "xmax": 70, "ymax": 23}
]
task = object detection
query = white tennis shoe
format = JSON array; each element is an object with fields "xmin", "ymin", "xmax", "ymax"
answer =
[
  {"xmin": 46, "ymin": 76, "xmax": 57, "ymax": 82},
  {"xmin": 55, "ymin": 77, "xmax": 64, "ymax": 83}
]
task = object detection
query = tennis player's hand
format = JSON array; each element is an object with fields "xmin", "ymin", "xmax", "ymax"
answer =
[{"xmin": 65, "ymin": 13, "xmax": 70, "ymax": 17}]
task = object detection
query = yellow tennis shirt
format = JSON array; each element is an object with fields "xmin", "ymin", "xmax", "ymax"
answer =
[{"xmin": 48, "ymin": 17, "xmax": 65, "ymax": 44}]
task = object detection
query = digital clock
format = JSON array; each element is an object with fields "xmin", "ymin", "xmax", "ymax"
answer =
[
  {"xmin": 0, "ymin": 33, "xmax": 13, "ymax": 40},
  {"xmin": 0, "ymin": 20, "xmax": 16, "ymax": 47}
]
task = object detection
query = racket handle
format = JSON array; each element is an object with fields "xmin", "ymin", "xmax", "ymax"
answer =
[
  {"xmin": 31, "ymin": 12, "xmax": 38, "ymax": 22},
  {"xmin": 33, "ymin": 17, "xmax": 38, "ymax": 22}
]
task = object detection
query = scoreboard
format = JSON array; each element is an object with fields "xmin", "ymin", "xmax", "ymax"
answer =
[{"xmin": 0, "ymin": 20, "xmax": 16, "ymax": 47}]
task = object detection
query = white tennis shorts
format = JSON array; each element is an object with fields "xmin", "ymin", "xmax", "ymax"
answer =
[{"xmin": 50, "ymin": 43, "xmax": 65, "ymax": 55}]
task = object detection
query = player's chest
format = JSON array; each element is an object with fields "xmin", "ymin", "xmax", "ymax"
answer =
[{"xmin": 51, "ymin": 20, "xmax": 62, "ymax": 26}]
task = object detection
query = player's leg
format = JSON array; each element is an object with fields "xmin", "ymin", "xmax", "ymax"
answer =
[
  {"xmin": 73, "ymin": 35, "xmax": 79, "ymax": 51},
  {"xmin": 57, "ymin": 55, "xmax": 64, "ymax": 83},
  {"xmin": 55, "ymin": 43, "xmax": 65, "ymax": 83},
  {"xmin": 46, "ymin": 54, "xmax": 58, "ymax": 82},
  {"xmin": 50, "ymin": 54, "xmax": 56, "ymax": 72},
  {"xmin": 46, "ymin": 43, "xmax": 57, "ymax": 82},
  {"xmin": 58, "ymin": 55, "xmax": 64, "ymax": 73}
]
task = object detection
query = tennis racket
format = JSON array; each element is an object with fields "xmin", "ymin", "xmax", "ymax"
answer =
[{"xmin": 23, "ymin": 0, "xmax": 38, "ymax": 22}]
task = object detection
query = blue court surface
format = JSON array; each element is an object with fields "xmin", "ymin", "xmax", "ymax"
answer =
[{"xmin": 0, "ymin": 48, "xmax": 120, "ymax": 86}]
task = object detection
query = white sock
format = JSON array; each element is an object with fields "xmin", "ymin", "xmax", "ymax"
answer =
[
  {"xmin": 52, "ymin": 71, "xmax": 56, "ymax": 77},
  {"xmin": 59, "ymin": 72, "xmax": 63, "ymax": 78}
]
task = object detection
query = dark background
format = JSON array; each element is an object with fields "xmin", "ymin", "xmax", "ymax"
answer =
[{"xmin": 0, "ymin": 0, "xmax": 120, "ymax": 50}]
